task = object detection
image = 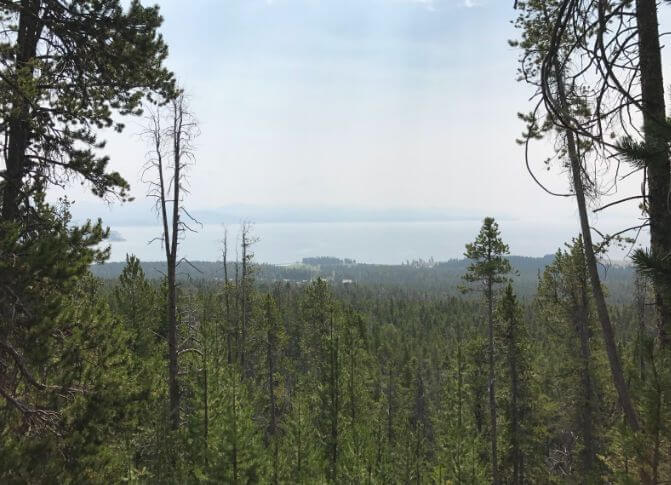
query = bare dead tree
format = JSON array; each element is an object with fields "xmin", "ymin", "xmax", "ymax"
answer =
[
  {"xmin": 222, "ymin": 227, "xmax": 233, "ymax": 365},
  {"xmin": 142, "ymin": 91, "xmax": 199, "ymax": 432},
  {"xmin": 239, "ymin": 221, "xmax": 259, "ymax": 376}
]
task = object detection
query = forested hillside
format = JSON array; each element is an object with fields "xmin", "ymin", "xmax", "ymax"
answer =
[
  {"xmin": 91, "ymin": 253, "xmax": 635, "ymax": 301},
  {"xmin": 2, "ymin": 1, "xmax": 671, "ymax": 484},
  {"xmin": 6, "ymin": 235, "xmax": 665, "ymax": 483}
]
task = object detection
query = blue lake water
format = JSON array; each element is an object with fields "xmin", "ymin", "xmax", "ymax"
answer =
[{"xmin": 104, "ymin": 219, "xmax": 641, "ymax": 264}]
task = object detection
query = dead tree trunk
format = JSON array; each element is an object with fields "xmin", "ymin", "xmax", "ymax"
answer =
[
  {"xmin": 144, "ymin": 92, "xmax": 198, "ymax": 434},
  {"xmin": 239, "ymin": 222, "xmax": 258, "ymax": 376},
  {"xmin": 240, "ymin": 225, "xmax": 248, "ymax": 371},
  {"xmin": 222, "ymin": 229, "xmax": 233, "ymax": 366}
]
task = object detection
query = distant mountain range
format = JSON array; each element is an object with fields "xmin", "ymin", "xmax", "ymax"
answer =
[{"xmin": 71, "ymin": 203, "xmax": 489, "ymax": 226}]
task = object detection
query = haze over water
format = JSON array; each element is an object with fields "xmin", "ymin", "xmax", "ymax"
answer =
[{"xmin": 106, "ymin": 218, "xmax": 640, "ymax": 264}]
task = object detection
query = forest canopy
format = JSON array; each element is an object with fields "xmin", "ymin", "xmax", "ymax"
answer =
[{"xmin": 1, "ymin": 1, "xmax": 670, "ymax": 483}]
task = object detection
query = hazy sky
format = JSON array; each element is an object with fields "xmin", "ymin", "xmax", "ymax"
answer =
[{"xmin": 58, "ymin": 0, "xmax": 664, "ymax": 260}]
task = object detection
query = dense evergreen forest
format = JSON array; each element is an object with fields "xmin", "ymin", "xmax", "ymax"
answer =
[
  {"xmin": 91, "ymin": 254, "xmax": 636, "ymax": 302},
  {"xmin": 2, "ymin": 1, "xmax": 671, "ymax": 483}
]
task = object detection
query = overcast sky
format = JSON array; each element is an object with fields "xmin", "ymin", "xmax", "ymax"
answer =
[{"xmin": 57, "ymin": 0, "xmax": 665, "ymax": 260}]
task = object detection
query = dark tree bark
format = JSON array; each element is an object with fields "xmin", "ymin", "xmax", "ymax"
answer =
[
  {"xmin": 328, "ymin": 310, "xmax": 340, "ymax": 482},
  {"xmin": 387, "ymin": 365, "xmax": 394, "ymax": 443},
  {"xmin": 487, "ymin": 277, "xmax": 499, "ymax": 485},
  {"xmin": 265, "ymin": 297, "xmax": 279, "ymax": 485},
  {"xmin": 575, "ymin": 254, "xmax": 597, "ymax": 477},
  {"xmin": 222, "ymin": 229, "xmax": 233, "ymax": 365},
  {"xmin": 463, "ymin": 218, "xmax": 510, "ymax": 484},
  {"xmin": 166, "ymin": 99, "xmax": 184, "ymax": 432},
  {"xmin": 203, "ymin": 336, "xmax": 209, "ymax": 461},
  {"xmin": 554, "ymin": 64, "xmax": 640, "ymax": 431},
  {"xmin": 508, "ymin": 320, "xmax": 521, "ymax": 485},
  {"xmin": 240, "ymin": 228, "xmax": 248, "ymax": 370},
  {"xmin": 239, "ymin": 223, "xmax": 257, "ymax": 374},
  {"xmin": 635, "ymin": 0, "xmax": 671, "ymax": 346},
  {"xmin": 144, "ymin": 93, "xmax": 198, "ymax": 434},
  {"xmin": 2, "ymin": 0, "xmax": 42, "ymax": 223}
]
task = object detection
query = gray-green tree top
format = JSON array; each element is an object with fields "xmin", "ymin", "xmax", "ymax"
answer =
[
  {"xmin": 463, "ymin": 217, "xmax": 512, "ymax": 289},
  {"xmin": 462, "ymin": 216, "xmax": 512, "ymax": 485},
  {"xmin": 496, "ymin": 284, "xmax": 525, "ymax": 485},
  {"xmin": 0, "ymin": 0, "xmax": 175, "ymax": 221}
]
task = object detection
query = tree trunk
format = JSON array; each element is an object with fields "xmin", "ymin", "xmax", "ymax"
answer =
[
  {"xmin": 2, "ymin": 0, "xmax": 42, "ymax": 223},
  {"xmin": 234, "ymin": 258, "xmax": 240, "ymax": 364},
  {"xmin": 167, "ymin": 100, "xmax": 183, "ymax": 433},
  {"xmin": 203, "ymin": 342, "xmax": 209, "ymax": 463},
  {"xmin": 457, "ymin": 321, "xmax": 464, "ymax": 432},
  {"xmin": 635, "ymin": 0, "xmax": 671, "ymax": 346},
  {"xmin": 649, "ymin": 353, "xmax": 662, "ymax": 485},
  {"xmin": 296, "ymin": 393, "xmax": 303, "ymax": 480},
  {"xmin": 387, "ymin": 366, "xmax": 394, "ymax": 443},
  {"xmin": 634, "ymin": 275, "xmax": 647, "ymax": 381},
  {"xmin": 167, "ymin": 261, "xmax": 179, "ymax": 431},
  {"xmin": 266, "ymin": 309, "xmax": 278, "ymax": 485},
  {"xmin": 223, "ymin": 233, "xmax": 233, "ymax": 365},
  {"xmin": 576, "ymin": 259, "xmax": 596, "ymax": 477},
  {"xmin": 509, "ymin": 323, "xmax": 520, "ymax": 485},
  {"xmin": 156, "ymin": 114, "xmax": 178, "ymax": 433},
  {"xmin": 329, "ymin": 311, "xmax": 339, "ymax": 482},
  {"xmin": 348, "ymin": 331, "xmax": 358, "ymax": 457},
  {"xmin": 456, "ymin": 321, "xmax": 465, "ymax": 482},
  {"xmin": 232, "ymin": 372, "xmax": 239, "ymax": 485},
  {"xmin": 487, "ymin": 277, "xmax": 499, "ymax": 485},
  {"xmin": 554, "ymin": 63, "xmax": 640, "ymax": 431},
  {"xmin": 240, "ymin": 227, "xmax": 248, "ymax": 371}
]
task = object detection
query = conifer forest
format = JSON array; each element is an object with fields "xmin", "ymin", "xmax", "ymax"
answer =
[{"xmin": 3, "ymin": 1, "xmax": 671, "ymax": 483}]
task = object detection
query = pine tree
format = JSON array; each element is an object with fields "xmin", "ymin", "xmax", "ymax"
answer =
[
  {"xmin": 339, "ymin": 308, "xmax": 375, "ymax": 482},
  {"xmin": 208, "ymin": 364, "xmax": 267, "ymax": 483},
  {"xmin": 433, "ymin": 326, "xmax": 487, "ymax": 484},
  {"xmin": 143, "ymin": 93, "xmax": 199, "ymax": 435},
  {"xmin": 280, "ymin": 377, "xmax": 322, "ymax": 484},
  {"xmin": 260, "ymin": 293, "xmax": 286, "ymax": 485},
  {"xmin": 0, "ymin": 0, "xmax": 174, "ymax": 432},
  {"xmin": 0, "ymin": 275, "xmax": 148, "ymax": 482},
  {"xmin": 537, "ymin": 241, "xmax": 607, "ymax": 481},
  {"xmin": 462, "ymin": 217, "xmax": 513, "ymax": 484},
  {"xmin": 496, "ymin": 284, "xmax": 537, "ymax": 484},
  {"xmin": 301, "ymin": 278, "xmax": 342, "ymax": 481},
  {"xmin": 112, "ymin": 255, "xmax": 166, "ymax": 476}
]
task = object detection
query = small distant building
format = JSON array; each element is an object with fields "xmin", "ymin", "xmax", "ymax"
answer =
[{"xmin": 342, "ymin": 279, "xmax": 353, "ymax": 285}]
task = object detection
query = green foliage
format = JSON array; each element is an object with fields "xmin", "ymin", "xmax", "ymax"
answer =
[
  {"xmin": 536, "ymin": 240, "xmax": 615, "ymax": 482},
  {"xmin": 0, "ymin": 2, "xmax": 175, "ymax": 480},
  {"xmin": 463, "ymin": 217, "xmax": 513, "ymax": 289},
  {"xmin": 496, "ymin": 284, "xmax": 543, "ymax": 483},
  {"xmin": 631, "ymin": 248, "xmax": 671, "ymax": 288},
  {"xmin": 0, "ymin": 275, "xmax": 148, "ymax": 483},
  {"xmin": 4, "ymin": 243, "xmax": 671, "ymax": 482},
  {"xmin": 206, "ymin": 365, "xmax": 267, "ymax": 484},
  {"xmin": 2, "ymin": 1, "xmax": 670, "ymax": 483},
  {"xmin": 0, "ymin": 0, "xmax": 175, "ymax": 204}
]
